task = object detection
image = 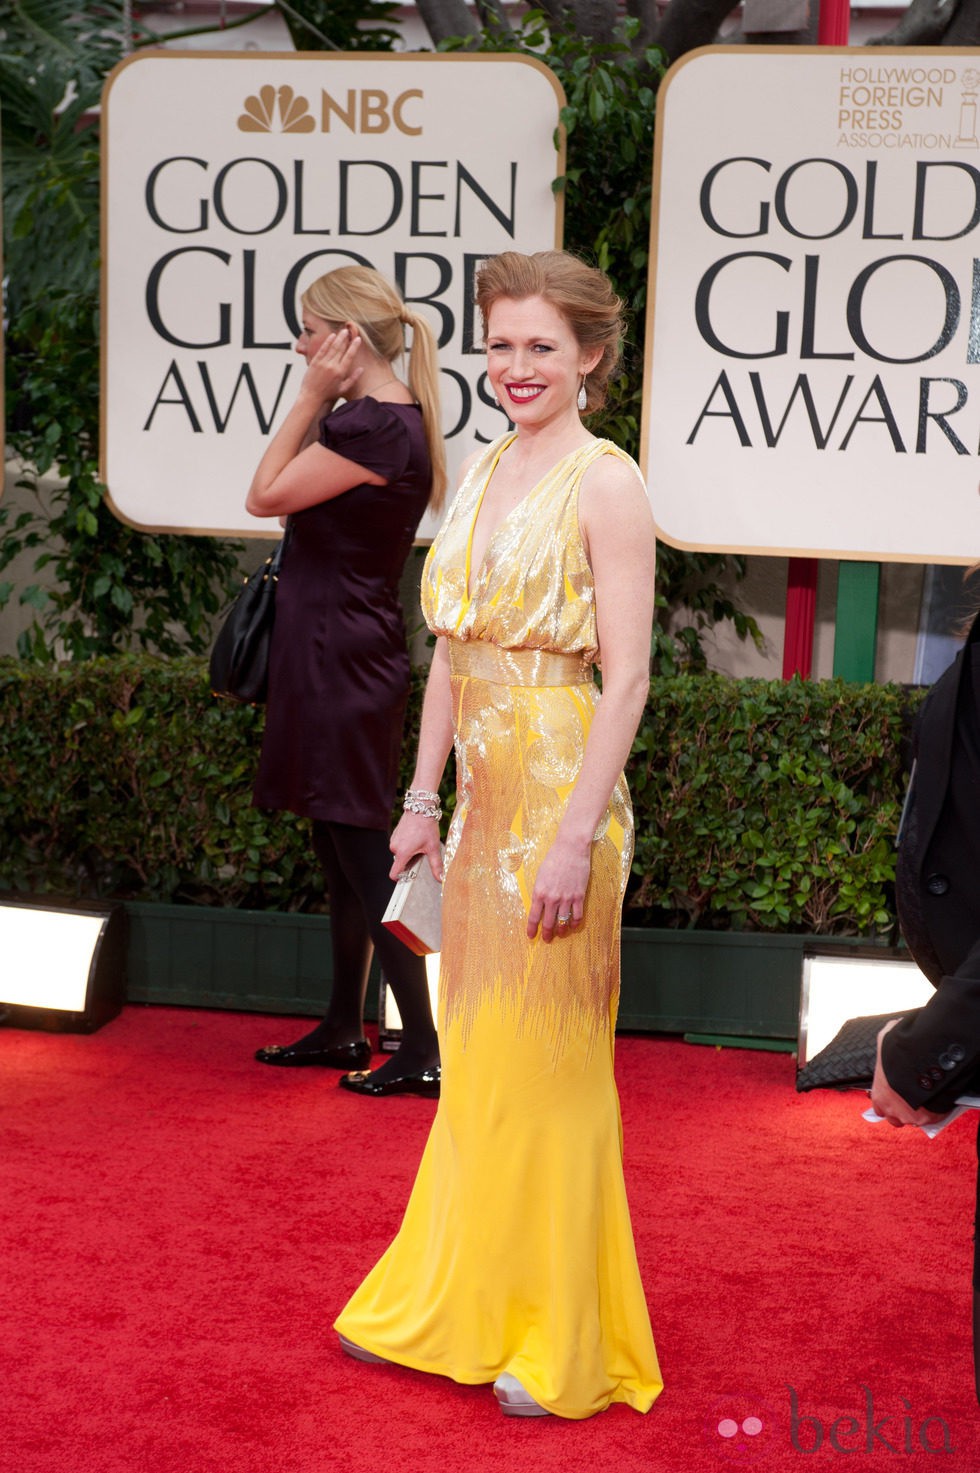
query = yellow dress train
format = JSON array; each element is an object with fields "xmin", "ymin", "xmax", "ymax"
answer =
[{"xmin": 334, "ymin": 436, "xmax": 663, "ymax": 1420}]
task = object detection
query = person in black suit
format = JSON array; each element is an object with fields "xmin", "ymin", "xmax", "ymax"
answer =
[{"xmin": 870, "ymin": 578, "xmax": 980, "ymax": 1395}]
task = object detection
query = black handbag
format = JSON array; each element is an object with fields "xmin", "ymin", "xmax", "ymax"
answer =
[
  {"xmin": 795, "ymin": 1010, "xmax": 916, "ymax": 1093},
  {"xmin": 209, "ymin": 536, "xmax": 285, "ymax": 704}
]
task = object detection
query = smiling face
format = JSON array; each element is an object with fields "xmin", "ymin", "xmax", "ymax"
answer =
[{"xmin": 485, "ymin": 295, "xmax": 600, "ymax": 426}]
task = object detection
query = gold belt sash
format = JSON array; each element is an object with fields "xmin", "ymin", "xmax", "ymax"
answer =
[{"xmin": 449, "ymin": 639, "xmax": 593, "ymax": 688}]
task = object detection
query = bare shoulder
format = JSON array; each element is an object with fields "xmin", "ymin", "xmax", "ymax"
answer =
[
  {"xmin": 579, "ymin": 446, "xmax": 652, "ymax": 529},
  {"xmin": 457, "ymin": 446, "xmax": 484, "ymax": 483}
]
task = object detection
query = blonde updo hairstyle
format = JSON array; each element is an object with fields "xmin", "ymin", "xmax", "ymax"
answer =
[
  {"xmin": 474, "ymin": 250, "xmax": 625, "ymax": 415},
  {"xmin": 302, "ymin": 265, "xmax": 446, "ymax": 510}
]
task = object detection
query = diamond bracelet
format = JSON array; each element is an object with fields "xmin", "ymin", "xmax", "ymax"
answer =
[{"xmin": 404, "ymin": 788, "xmax": 442, "ymax": 819}]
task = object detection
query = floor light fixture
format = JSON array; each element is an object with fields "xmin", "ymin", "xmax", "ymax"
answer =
[
  {"xmin": 797, "ymin": 945, "xmax": 935, "ymax": 1070},
  {"xmin": 0, "ymin": 898, "xmax": 127, "ymax": 1033}
]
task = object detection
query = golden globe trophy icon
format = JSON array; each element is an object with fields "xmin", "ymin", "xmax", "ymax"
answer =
[{"xmin": 957, "ymin": 69, "xmax": 980, "ymax": 149}]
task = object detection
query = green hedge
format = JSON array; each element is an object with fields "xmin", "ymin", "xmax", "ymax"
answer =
[
  {"xmin": 629, "ymin": 676, "xmax": 916, "ymax": 933},
  {"xmin": 0, "ymin": 656, "xmax": 919, "ymax": 934}
]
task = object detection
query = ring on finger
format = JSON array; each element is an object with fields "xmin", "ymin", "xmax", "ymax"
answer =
[{"xmin": 557, "ymin": 913, "xmax": 572, "ymax": 925}]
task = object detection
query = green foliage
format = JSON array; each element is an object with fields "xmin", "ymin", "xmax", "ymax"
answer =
[
  {"xmin": 0, "ymin": 656, "xmax": 319, "ymax": 907},
  {"xmin": 0, "ymin": 1, "xmax": 244, "ymax": 659},
  {"xmin": 0, "ymin": 0, "xmax": 403, "ymax": 661},
  {"xmin": 1, "ymin": 288, "xmax": 244, "ymax": 659},
  {"xmin": 628, "ymin": 675, "xmax": 916, "ymax": 933},
  {"xmin": 0, "ymin": 2, "xmax": 121, "ymax": 315},
  {"xmin": 0, "ymin": 656, "xmax": 919, "ymax": 935},
  {"xmin": 442, "ymin": 14, "xmax": 761, "ymax": 673},
  {"xmin": 274, "ymin": 0, "xmax": 401, "ymax": 51},
  {"xmin": 652, "ymin": 549, "xmax": 764, "ymax": 676}
]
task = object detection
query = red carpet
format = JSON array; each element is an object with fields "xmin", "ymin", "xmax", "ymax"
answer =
[{"xmin": 2, "ymin": 1006, "xmax": 978, "ymax": 1472}]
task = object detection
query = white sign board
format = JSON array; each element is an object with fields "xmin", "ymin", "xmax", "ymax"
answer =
[
  {"xmin": 644, "ymin": 47, "xmax": 980, "ymax": 563},
  {"xmin": 102, "ymin": 52, "xmax": 564, "ymax": 536}
]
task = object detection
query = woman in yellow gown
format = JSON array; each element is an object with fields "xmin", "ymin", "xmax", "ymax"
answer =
[{"xmin": 334, "ymin": 250, "xmax": 663, "ymax": 1421}]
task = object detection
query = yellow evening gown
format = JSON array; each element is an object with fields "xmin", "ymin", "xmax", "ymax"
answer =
[{"xmin": 334, "ymin": 434, "xmax": 663, "ymax": 1420}]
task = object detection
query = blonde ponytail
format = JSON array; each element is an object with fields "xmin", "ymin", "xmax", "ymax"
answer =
[{"xmin": 403, "ymin": 307, "xmax": 447, "ymax": 513}]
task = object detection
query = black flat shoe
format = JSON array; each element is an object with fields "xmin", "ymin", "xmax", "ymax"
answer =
[
  {"xmin": 254, "ymin": 1039, "xmax": 372, "ymax": 1069},
  {"xmin": 338, "ymin": 1064, "xmax": 441, "ymax": 1098}
]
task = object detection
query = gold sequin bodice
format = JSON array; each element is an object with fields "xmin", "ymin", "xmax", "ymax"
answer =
[{"xmin": 421, "ymin": 433, "xmax": 642, "ymax": 659}]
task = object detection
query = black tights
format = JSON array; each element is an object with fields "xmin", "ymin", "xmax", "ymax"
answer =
[{"xmin": 309, "ymin": 820, "xmax": 438, "ymax": 1072}]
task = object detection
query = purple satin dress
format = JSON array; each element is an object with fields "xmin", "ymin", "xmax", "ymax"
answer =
[{"xmin": 253, "ymin": 396, "xmax": 431, "ymax": 827}]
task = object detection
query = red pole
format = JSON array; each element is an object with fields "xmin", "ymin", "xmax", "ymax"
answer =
[
  {"xmin": 818, "ymin": 0, "xmax": 851, "ymax": 45},
  {"xmin": 782, "ymin": 558, "xmax": 818, "ymax": 680},
  {"xmin": 782, "ymin": 0, "xmax": 850, "ymax": 677}
]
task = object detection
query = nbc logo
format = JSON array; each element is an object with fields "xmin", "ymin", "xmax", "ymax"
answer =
[{"xmin": 238, "ymin": 85, "xmax": 315, "ymax": 134}]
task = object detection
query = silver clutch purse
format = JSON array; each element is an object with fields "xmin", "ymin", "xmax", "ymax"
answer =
[{"xmin": 382, "ymin": 850, "xmax": 443, "ymax": 955}]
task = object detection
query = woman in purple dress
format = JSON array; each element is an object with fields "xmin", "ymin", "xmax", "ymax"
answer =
[{"xmin": 245, "ymin": 266, "xmax": 445, "ymax": 1096}]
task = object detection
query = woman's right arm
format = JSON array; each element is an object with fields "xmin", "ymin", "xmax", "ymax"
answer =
[
  {"xmin": 245, "ymin": 328, "xmax": 381, "ymax": 518},
  {"xmin": 390, "ymin": 637, "xmax": 455, "ymax": 881}
]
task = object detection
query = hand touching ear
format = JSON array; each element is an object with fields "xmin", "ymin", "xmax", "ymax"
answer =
[{"xmin": 303, "ymin": 327, "xmax": 363, "ymax": 406}]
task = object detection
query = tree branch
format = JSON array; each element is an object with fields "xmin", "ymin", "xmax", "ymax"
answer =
[
  {"xmin": 147, "ymin": 5, "xmax": 283, "ymax": 50},
  {"xmin": 473, "ymin": 0, "xmax": 515, "ymax": 36},
  {"xmin": 934, "ymin": 0, "xmax": 980, "ymax": 43},
  {"xmin": 866, "ymin": 0, "xmax": 959, "ymax": 45},
  {"xmin": 625, "ymin": 0, "xmax": 660, "ymax": 50},
  {"xmin": 532, "ymin": 0, "xmax": 572, "ymax": 27},
  {"xmin": 575, "ymin": 0, "xmax": 620, "ymax": 44},
  {"xmin": 653, "ymin": 0, "xmax": 742, "ymax": 67},
  {"xmin": 414, "ymin": 0, "xmax": 479, "ymax": 44}
]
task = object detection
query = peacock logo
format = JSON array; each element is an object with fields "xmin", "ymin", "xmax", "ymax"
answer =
[{"xmin": 238, "ymin": 85, "xmax": 316, "ymax": 134}]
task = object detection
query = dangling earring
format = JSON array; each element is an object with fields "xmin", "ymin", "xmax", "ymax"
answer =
[{"xmin": 577, "ymin": 377, "xmax": 588, "ymax": 413}]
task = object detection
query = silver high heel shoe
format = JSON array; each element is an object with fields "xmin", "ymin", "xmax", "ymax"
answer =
[
  {"xmin": 493, "ymin": 1372, "xmax": 550, "ymax": 1417},
  {"xmin": 338, "ymin": 1334, "xmax": 389, "ymax": 1365}
]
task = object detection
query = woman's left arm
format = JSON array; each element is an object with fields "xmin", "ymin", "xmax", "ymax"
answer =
[{"xmin": 526, "ymin": 455, "xmax": 656, "ymax": 941}]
